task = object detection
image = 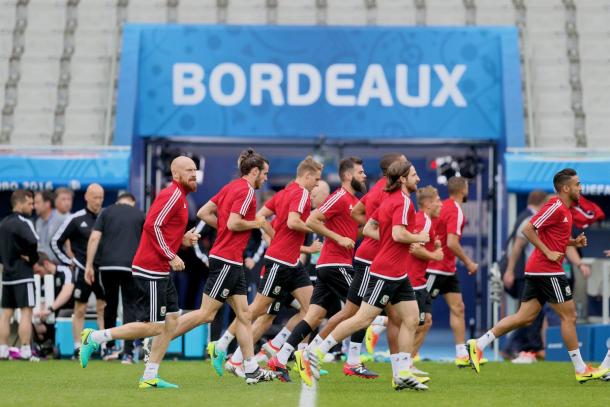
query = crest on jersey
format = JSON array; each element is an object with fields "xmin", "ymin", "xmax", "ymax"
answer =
[
  {"xmin": 273, "ymin": 286, "xmax": 281, "ymax": 295},
  {"xmin": 380, "ymin": 295, "xmax": 389, "ymax": 305},
  {"xmin": 420, "ymin": 312, "xmax": 425, "ymax": 322},
  {"xmin": 221, "ymin": 288, "xmax": 230, "ymax": 298},
  {"xmin": 565, "ymin": 285, "xmax": 571, "ymax": 296},
  {"xmin": 74, "ymin": 289, "xmax": 81, "ymax": 299},
  {"xmin": 160, "ymin": 306, "xmax": 166, "ymax": 317},
  {"xmin": 274, "ymin": 302, "xmax": 281, "ymax": 312}
]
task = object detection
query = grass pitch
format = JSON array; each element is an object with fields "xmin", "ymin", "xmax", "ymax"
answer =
[{"xmin": 1, "ymin": 360, "xmax": 608, "ymax": 407}]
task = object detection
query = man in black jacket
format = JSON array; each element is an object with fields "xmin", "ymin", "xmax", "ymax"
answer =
[
  {"xmin": 85, "ymin": 192, "xmax": 145, "ymax": 363},
  {"xmin": 0, "ymin": 190, "xmax": 38, "ymax": 360},
  {"xmin": 51, "ymin": 183, "xmax": 105, "ymax": 358}
]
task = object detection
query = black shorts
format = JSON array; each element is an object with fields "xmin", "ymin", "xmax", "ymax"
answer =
[
  {"xmin": 73, "ymin": 268, "xmax": 105, "ymax": 303},
  {"xmin": 426, "ymin": 272, "xmax": 461, "ymax": 299},
  {"xmin": 521, "ymin": 275, "xmax": 573, "ymax": 305},
  {"xmin": 1, "ymin": 281, "xmax": 35, "ymax": 309},
  {"xmin": 415, "ymin": 288, "xmax": 432, "ymax": 326},
  {"xmin": 134, "ymin": 276, "xmax": 180, "ymax": 323},
  {"xmin": 310, "ymin": 265, "xmax": 354, "ymax": 309},
  {"xmin": 347, "ymin": 260, "xmax": 371, "ymax": 306},
  {"xmin": 258, "ymin": 259, "xmax": 312, "ymax": 299},
  {"xmin": 364, "ymin": 273, "xmax": 416, "ymax": 309},
  {"xmin": 204, "ymin": 258, "xmax": 248, "ymax": 302}
]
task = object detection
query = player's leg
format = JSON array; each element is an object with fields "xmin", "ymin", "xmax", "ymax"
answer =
[
  {"xmin": 100, "ymin": 271, "xmax": 119, "ymax": 354},
  {"xmin": 17, "ymin": 306, "xmax": 33, "ymax": 359},
  {"xmin": 72, "ymin": 301, "xmax": 87, "ymax": 356},
  {"xmin": 0, "ymin": 306, "xmax": 14, "ymax": 359},
  {"xmin": 444, "ymin": 291, "xmax": 467, "ymax": 362},
  {"xmin": 391, "ymin": 299, "xmax": 428, "ymax": 391}
]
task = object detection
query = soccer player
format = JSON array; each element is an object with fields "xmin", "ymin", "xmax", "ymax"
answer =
[
  {"xmin": 406, "ymin": 186, "xmax": 443, "ymax": 374},
  {"xmin": 212, "ymin": 156, "xmax": 323, "ymax": 379},
  {"xmin": 0, "ymin": 190, "xmax": 38, "ymax": 360},
  {"xmin": 267, "ymin": 157, "xmax": 366, "ymax": 380},
  {"xmin": 51, "ymin": 183, "xmax": 105, "ymax": 359},
  {"xmin": 306, "ymin": 160, "xmax": 429, "ymax": 390},
  {"xmin": 425, "ymin": 176, "xmax": 479, "ymax": 366},
  {"xmin": 334, "ymin": 152, "xmax": 407, "ymax": 375},
  {"xmin": 168, "ymin": 149, "xmax": 276, "ymax": 384},
  {"xmin": 78, "ymin": 156, "xmax": 200, "ymax": 389},
  {"xmin": 467, "ymin": 168, "xmax": 609, "ymax": 382}
]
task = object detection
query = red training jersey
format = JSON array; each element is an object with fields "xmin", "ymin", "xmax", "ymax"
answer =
[
  {"xmin": 132, "ymin": 181, "xmax": 188, "ymax": 279},
  {"xmin": 370, "ymin": 190, "xmax": 417, "ymax": 279},
  {"xmin": 525, "ymin": 197, "xmax": 573, "ymax": 276},
  {"xmin": 265, "ymin": 182, "xmax": 311, "ymax": 266},
  {"xmin": 209, "ymin": 178, "xmax": 257, "ymax": 265},
  {"xmin": 427, "ymin": 198, "xmax": 465, "ymax": 275},
  {"xmin": 317, "ymin": 187, "xmax": 360, "ymax": 267},
  {"xmin": 354, "ymin": 178, "xmax": 392, "ymax": 264},
  {"xmin": 405, "ymin": 212, "xmax": 437, "ymax": 288}
]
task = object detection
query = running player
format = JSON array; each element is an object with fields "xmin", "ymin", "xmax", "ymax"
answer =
[
  {"xmin": 425, "ymin": 176, "xmax": 479, "ymax": 366},
  {"xmin": 165, "ymin": 149, "xmax": 276, "ymax": 384},
  {"xmin": 212, "ymin": 156, "xmax": 323, "ymax": 380},
  {"xmin": 467, "ymin": 168, "xmax": 609, "ymax": 382},
  {"xmin": 267, "ymin": 157, "xmax": 366, "ymax": 379},
  {"xmin": 305, "ymin": 160, "xmax": 429, "ymax": 390},
  {"xmin": 406, "ymin": 186, "xmax": 443, "ymax": 374},
  {"xmin": 79, "ymin": 156, "xmax": 200, "ymax": 389}
]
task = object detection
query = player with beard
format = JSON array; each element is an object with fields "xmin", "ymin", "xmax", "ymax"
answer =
[
  {"xmin": 467, "ymin": 169, "xmax": 609, "ymax": 382},
  {"xmin": 425, "ymin": 176, "xmax": 479, "ymax": 367},
  {"xmin": 167, "ymin": 149, "xmax": 276, "ymax": 385},
  {"xmin": 268, "ymin": 157, "xmax": 366, "ymax": 384},
  {"xmin": 79, "ymin": 156, "xmax": 201, "ymax": 389},
  {"xmin": 305, "ymin": 160, "xmax": 429, "ymax": 390}
]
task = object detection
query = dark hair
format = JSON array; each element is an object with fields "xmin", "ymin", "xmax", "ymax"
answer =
[
  {"xmin": 117, "ymin": 192, "xmax": 136, "ymax": 203},
  {"xmin": 11, "ymin": 190, "xmax": 33, "ymax": 209},
  {"xmin": 553, "ymin": 168, "xmax": 577, "ymax": 192},
  {"xmin": 35, "ymin": 190, "xmax": 54, "ymax": 205},
  {"xmin": 238, "ymin": 148, "xmax": 269, "ymax": 176},
  {"xmin": 447, "ymin": 176, "xmax": 468, "ymax": 195},
  {"xmin": 384, "ymin": 160, "xmax": 413, "ymax": 192},
  {"xmin": 338, "ymin": 156, "xmax": 363, "ymax": 181},
  {"xmin": 527, "ymin": 190, "xmax": 547, "ymax": 206},
  {"xmin": 379, "ymin": 153, "xmax": 405, "ymax": 176}
]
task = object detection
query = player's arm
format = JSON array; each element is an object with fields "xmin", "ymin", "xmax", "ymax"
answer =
[
  {"xmin": 227, "ymin": 212, "xmax": 265, "ymax": 232},
  {"xmin": 392, "ymin": 225, "xmax": 428, "ymax": 245},
  {"xmin": 521, "ymin": 222, "xmax": 564, "ymax": 262},
  {"xmin": 447, "ymin": 233, "xmax": 478, "ymax": 272},
  {"xmin": 409, "ymin": 243, "xmax": 443, "ymax": 261},
  {"xmin": 565, "ymin": 245, "xmax": 591, "ymax": 278},
  {"xmin": 256, "ymin": 205, "xmax": 276, "ymax": 238},
  {"xmin": 287, "ymin": 211, "xmax": 312, "ymax": 233},
  {"xmin": 51, "ymin": 268, "xmax": 74, "ymax": 311},
  {"xmin": 306, "ymin": 209, "xmax": 354, "ymax": 249},
  {"xmin": 17, "ymin": 220, "xmax": 39, "ymax": 265},
  {"xmin": 197, "ymin": 200, "xmax": 218, "ymax": 229},
  {"xmin": 51, "ymin": 218, "xmax": 76, "ymax": 266},
  {"xmin": 503, "ymin": 235, "xmax": 527, "ymax": 288},
  {"xmin": 362, "ymin": 218, "xmax": 379, "ymax": 240},
  {"xmin": 85, "ymin": 230, "xmax": 102, "ymax": 284},
  {"xmin": 300, "ymin": 238, "xmax": 322, "ymax": 254},
  {"xmin": 351, "ymin": 201, "xmax": 367, "ymax": 225},
  {"xmin": 568, "ymin": 232, "xmax": 587, "ymax": 247}
]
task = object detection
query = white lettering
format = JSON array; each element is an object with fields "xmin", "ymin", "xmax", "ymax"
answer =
[
  {"xmin": 209, "ymin": 63, "xmax": 246, "ymax": 106},
  {"xmin": 432, "ymin": 64, "xmax": 467, "ymax": 107},
  {"xmin": 325, "ymin": 64, "xmax": 356, "ymax": 106},
  {"xmin": 396, "ymin": 65, "xmax": 430, "ymax": 107},
  {"xmin": 287, "ymin": 63, "xmax": 321, "ymax": 106},
  {"xmin": 357, "ymin": 64, "xmax": 393, "ymax": 106},
  {"xmin": 173, "ymin": 63, "xmax": 205, "ymax": 105},
  {"xmin": 251, "ymin": 63, "xmax": 284, "ymax": 106}
]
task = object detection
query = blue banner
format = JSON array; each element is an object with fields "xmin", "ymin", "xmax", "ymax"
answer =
[
  {"xmin": 115, "ymin": 24, "xmax": 523, "ymax": 144},
  {"xmin": 0, "ymin": 149, "xmax": 130, "ymax": 190}
]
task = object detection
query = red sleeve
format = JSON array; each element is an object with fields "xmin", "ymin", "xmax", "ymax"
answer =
[
  {"xmin": 445, "ymin": 203, "xmax": 464, "ymax": 236},
  {"xmin": 360, "ymin": 191, "xmax": 371, "ymax": 207},
  {"xmin": 143, "ymin": 187, "xmax": 181, "ymax": 260},
  {"xmin": 265, "ymin": 193, "xmax": 278, "ymax": 213},
  {"xmin": 318, "ymin": 191, "xmax": 344, "ymax": 219},
  {"xmin": 230, "ymin": 185, "xmax": 255, "ymax": 216},
  {"xmin": 391, "ymin": 196, "xmax": 411, "ymax": 226},
  {"xmin": 289, "ymin": 187, "xmax": 310, "ymax": 214},
  {"xmin": 531, "ymin": 199, "xmax": 562, "ymax": 231},
  {"xmin": 370, "ymin": 208, "xmax": 380, "ymax": 222}
]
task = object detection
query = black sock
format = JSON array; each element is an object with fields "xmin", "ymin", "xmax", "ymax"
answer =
[{"xmin": 286, "ymin": 320, "xmax": 314, "ymax": 349}]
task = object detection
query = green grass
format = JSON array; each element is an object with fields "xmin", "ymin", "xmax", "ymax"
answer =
[{"xmin": 0, "ymin": 360, "xmax": 608, "ymax": 407}]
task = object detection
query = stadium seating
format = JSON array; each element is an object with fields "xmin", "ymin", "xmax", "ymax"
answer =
[{"xmin": 0, "ymin": 0, "xmax": 607, "ymax": 147}]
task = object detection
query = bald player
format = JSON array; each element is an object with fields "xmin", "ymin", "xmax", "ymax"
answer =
[
  {"xmin": 79, "ymin": 156, "xmax": 200, "ymax": 389},
  {"xmin": 52, "ymin": 183, "xmax": 106, "ymax": 358}
]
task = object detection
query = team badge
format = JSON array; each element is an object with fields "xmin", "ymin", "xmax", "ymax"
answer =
[
  {"xmin": 74, "ymin": 289, "xmax": 81, "ymax": 299},
  {"xmin": 160, "ymin": 306, "xmax": 166, "ymax": 316},
  {"xmin": 273, "ymin": 286, "xmax": 281, "ymax": 295},
  {"xmin": 380, "ymin": 295, "xmax": 389, "ymax": 305},
  {"xmin": 565, "ymin": 285, "xmax": 571, "ymax": 296},
  {"xmin": 221, "ymin": 288, "xmax": 230, "ymax": 298},
  {"xmin": 274, "ymin": 302, "xmax": 281, "ymax": 312},
  {"xmin": 420, "ymin": 312, "xmax": 425, "ymax": 322}
]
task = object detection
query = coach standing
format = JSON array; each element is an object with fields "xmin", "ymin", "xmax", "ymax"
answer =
[
  {"xmin": 51, "ymin": 183, "xmax": 105, "ymax": 358},
  {"xmin": 0, "ymin": 190, "xmax": 39, "ymax": 360},
  {"xmin": 85, "ymin": 192, "xmax": 145, "ymax": 364}
]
